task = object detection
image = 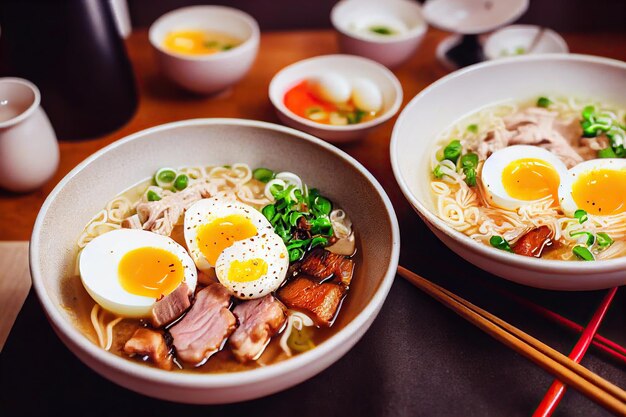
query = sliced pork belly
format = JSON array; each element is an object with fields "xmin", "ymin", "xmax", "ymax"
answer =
[
  {"xmin": 123, "ymin": 328, "xmax": 173, "ymax": 370},
  {"xmin": 151, "ymin": 282, "xmax": 191, "ymax": 328},
  {"xmin": 299, "ymin": 248, "xmax": 354, "ymax": 286},
  {"xmin": 277, "ymin": 276, "xmax": 345, "ymax": 327},
  {"xmin": 229, "ymin": 295, "xmax": 287, "ymax": 362},
  {"xmin": 170, "ymin": 282, "xmax": 236, "ymax": 365}
]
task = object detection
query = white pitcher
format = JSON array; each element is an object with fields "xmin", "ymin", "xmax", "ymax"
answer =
[{"xmin": 0, "ymin": 77, "xmax": 59, "ymax": 192}]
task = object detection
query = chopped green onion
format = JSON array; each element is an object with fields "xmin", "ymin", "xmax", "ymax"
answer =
[
  {"xmin": 261, "ymin": 204, "xmax": 276, "ymax": 221},
  {"xmin": 222, "ymin": 44, "xmax": 233, "ymax": 51},
  {"xmin": 574, "ymin": 209, "xmax": 588, "ymax": 224},
  {"xmin": 287, "ymin": 325, "xmax": 315, "ymax": 353},
  {"xmin": 570, "ymin": 231, "xmax": 595, "ymax": 247},
  {"xmin": 286, "ymin": 239, "xmax": 311, "ymax": 250},
  {"xmin": 443, "ymin": 140, "xmax": 462, "ymax": 164},
  {"xmin": 573, "ymin": 245, "xmax": 594, "ymax": 261},
  {"xmin": 289, "ymin": 248, "xmax": 304, "ymax": 262},
  {"xmin": 347, "ymin": 109, "xmax": 367, "ymax": 125},
  {"xmin": 490, "ymin": 236, "xmax": 513, "ymax": 253},
  {"xmin": 288, "ymin": 211, "xmax": 303, "ymax": 227},
  {"xmin": 147, "ymin": 190, "xmax": 161, "ymax": 201},
  {"xmin": 369, "ymin": 26, "xmax": 395, "ymax": 35},
  {"xmin": 467, "ymin": 124, "xmax": 478, "ymax": 134},
  {"xmin": 463, "ymin": 167, "xmax": 477, "ymax": 186},
  {"xmin": 173, "ymin": 174, "xmax": 188, "ymax": 191},
  {"xmin": 433, "ymin": 165, "xmax": 444, "ymax": 179},
  {"xmin": 313, "ymin": 196, "xmax": 332, "ymax": 216},
  {"xmin": 582, "ymin": 105, "xmax": 595, "ymax": 120},
  {"xmin": 460, "ymin": 152, "xmax": 479, "ymax": 169},
  {"xmin": 253, "ymin": 167, "xmax": 275, "ymax": 183},
  {"xmin": 154, "ymin": 167, "xmax": 177, "ymax": 188},
  {"xmin": 596, "ymin": 232, "xmax": 614, "ymax": 249},
  {"xmin": 598, "ymin": 147, "xmax": 617, "ymax": 158},
  {"xmin": 536, "ymin": 97, "xmax": 552, "ymax": 108},
  {"xmin": 310, "ymin": 236, "xmax": 328, "ymax": 248}
]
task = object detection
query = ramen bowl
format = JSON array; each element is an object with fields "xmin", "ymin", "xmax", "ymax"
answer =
[
  {"xmin": 391, "ymin": 54, "xmax": 626, "ymax": 291},
  {"xmin": 269, "ymin": 55, "xmax": 403, "ymax": 143},
  {"xmin": 149, "ymin": 6, "xmax": 259, "ymax": 94},
  {"xmin": 30, "ymin": 119, "xmax": 400, "ymax": 403}
]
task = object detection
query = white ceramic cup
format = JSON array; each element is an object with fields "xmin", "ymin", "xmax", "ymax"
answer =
[{"xmin": 0, "ymin": 78, "xmax": 59, "ymax": 192}]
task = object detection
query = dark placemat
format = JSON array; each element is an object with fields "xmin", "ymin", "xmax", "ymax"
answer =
[{"xmin": 1, "ymin": 251, "xmax": 624, "ymax": 417}]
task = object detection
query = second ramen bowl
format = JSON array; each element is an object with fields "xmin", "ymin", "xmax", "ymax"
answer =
[{"xmin": 391, "ymin": 54, "xmax": 626, "ymax": 291}]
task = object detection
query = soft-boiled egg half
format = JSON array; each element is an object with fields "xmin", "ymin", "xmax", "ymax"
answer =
[
  {"xmin": 308, "ymin": 73, "xmax": 383, "ymax": 113},
  {"xmin": 558, "ymin": 158, "xmax": 626, "ymax": 217},
  {"xmin": 79, "ymin": 229, "xmax": 197, "ymax": 317},
  {"xmin": 184, "ymin": 198, "xmax": 289, "ymax": 299},
  {"xmin": 481, "ymin": 145, "xmax": 568, "ymax": 210}
]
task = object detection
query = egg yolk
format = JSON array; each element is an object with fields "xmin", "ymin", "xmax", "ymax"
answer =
[
  {"xmin": 197, "ymin": 214, "xmax": 257, "ymax": 265},
  {"xmin": 572, "ymin": 168, "xmax": 626, "ymax": 215},
  {"xmin": 502, "ymin": 158, "xmax": 561, "ymax": 203},
  {"xmin": 118, "ymin": 247, "xmax": 183, "ymax": 298},
  {"xmin": 162, "ymin": 30, "xmax": 240, "ymax": 56},
  {"xmin": 228, "ymin": 258, "xmax": 268, "ymax": 282}
]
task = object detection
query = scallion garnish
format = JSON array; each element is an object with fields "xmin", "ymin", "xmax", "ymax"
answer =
[
  {"xmin": 572, "ymin": 245, "xmax": 594, "ymax": 261},
  {"xmin": 155, "ymin": 167, "xmax": 177, "ymax": 188},
  {"xmin": 490, "ymin": 235, "xmax": 513, "ymax": 252},
  {"xmin": 598, "ymin": 147, "xmax": 617, "ymax": 158},
  {"xmin": 569, "ymin": 230, "xmax": 595, "ymax": 247},
  {"xmin": 433, "ymin": 165, "xmax": 444, "ymax": 179},
  {"xmin": 147, "ymin": 190, "xmax": 161, "ymax": 202},
  {"xmin": 460, "ymin": 152, "xmax": 479, "ymax": 186},
  {"xmin": 574, "ymin": 209, "xmax": 588, "ymax": 224},
  {"xmin": 443, "ymin": 139, "xmax": 462, "ymax": 164},
  {"xmin": 253, "ymin": 167, "xmax": 275, "ymax": 183},
  {"xmin": 596, "ymin": 232, "xmax": 614, "ymax": 249},
  {"xmin": 174, "ymin": 174, "xmax": 188, "ymax": 191},
  {"xmin": 467, "ymin": 124, "xmax": 478, "ymax": 134},
  {"xmin": 537, "ymin": 97, "xmax": 552, "ymax": 108}
]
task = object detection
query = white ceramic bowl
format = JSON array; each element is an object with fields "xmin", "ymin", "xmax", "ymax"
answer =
[
  {"xmin": 149, "ymin": 6, "xmax": 259, "ymax": 94},
  {"xmin": 391, "ymin": 54, "xmax": 626, "ymax": 291},
  {"xmin": 30, "ymin": 119, "xmax": 400, "ymax": 403},
  {"xmin": 484, "ymin": 25, "xmax": 569, "ymax": 60},
  {"xmin": 269, "ymin": 55, "xmax": 403, "ymax": 143},
  {"xmin": 331, "ymin": 0, "xmax": 427, "ymax": 68}
]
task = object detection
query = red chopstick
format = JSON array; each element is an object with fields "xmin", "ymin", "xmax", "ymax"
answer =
[
  {"xmin": 497, "ymin": 287, "xmax": 626, "ymax": 364},
  {"xmin": 533, "ymin": 287, "xmax": 619, "ymax": 417}
]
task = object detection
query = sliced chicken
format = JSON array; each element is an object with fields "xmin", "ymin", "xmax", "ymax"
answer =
[
  {"xmin": 229, "ymin": 295, "xmax": 287, "ymax": 362},
  {"xmin": 170, "ymin": 282, "xmax": 236, "ymax": 365},
  {"xmin": 277, "ymin": 276, "xmax": 345, "ymax": 327},
  {"xmin": 123, "ymin": 328, "xmax": 173, "ymax": 370}
]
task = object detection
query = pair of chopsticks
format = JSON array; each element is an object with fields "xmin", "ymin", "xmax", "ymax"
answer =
[{"xmin": 397, "ymin": 266, "xmax": 626, "ymax": 415}]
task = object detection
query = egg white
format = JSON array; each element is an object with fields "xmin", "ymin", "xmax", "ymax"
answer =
[
  {"xmin": 558, "ymin": 158, "xmax": 626, "ymax": 217},
  {"xmin": 481, "ymin": 145, "xmax": 568, "ymax": 210},
  {"xmin": 308, "ymin": 73, "xmax": 351, "ymax": 104},
  {"xmin": 352, "ymin": 78, "xmax": 382, "ymax": 113},
  {"xmin": 184, "ymin": 197, "xmax": 274, "ymax": 271},
  {"xmin": 215, "ymin": 232, "xmax": 289, "ymax": 300},
  {"xmin": 79, "ymin": 228, "xmax": 197, "ymax": 318}
]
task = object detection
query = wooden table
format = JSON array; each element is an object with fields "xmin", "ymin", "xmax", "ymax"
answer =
[{"xmin": 1, "ymin": 29, "xmax": 625, "ymax": 417}]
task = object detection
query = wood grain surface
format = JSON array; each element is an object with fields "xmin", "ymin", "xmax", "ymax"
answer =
[{"xmin": 0, "ymin": 241, "xmax": 30, "ymax": 351}]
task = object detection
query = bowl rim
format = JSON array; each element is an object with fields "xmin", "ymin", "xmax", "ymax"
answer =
[
  {"xmin": 30, "ymin": 118, "xmax": 400, "ymax": 387},
  {"xmin": 484, "ymin": 24, "xmax": 569, "ymax": 60},
  {"xmin": 148, "ymin": 5, "xmax": 260, "ymax": 62},
  {"xmin": 330, "ymin": 0, "xmax": 427, "ymax": 44},
  {"xmin": 269, "ymin": 54, "xmax": 403, "ymax": 132},
  {"xmin": 390, "ymin": 53, "xmax": 626, "ymax": 275},
  {"xmin": 0, "ymin": 77, "xmax": 41, "ymax": 129}
]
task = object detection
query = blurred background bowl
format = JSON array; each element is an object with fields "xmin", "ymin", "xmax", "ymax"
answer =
[
  {"xmin": 331, "ymin": 0, "xmax": 427, "ymax": 68},
  {"xmin": 484, "ymin": 24, "xmax": 568, "ymax": 60},
  {"xmin": 269, "ymin": 54, "xmax": 403, "ymax": 143},
  {"xmin": 391, "ymin": 54, "xmax": 626, "ymax": 291},
  {"xmin": 149, "ymin": 5, "xmax": 259, "ymax": 95}
]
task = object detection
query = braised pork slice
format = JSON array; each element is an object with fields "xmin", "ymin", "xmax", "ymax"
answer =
[
  {"xmin": 299, "ymin": 248, "xmax": 354, "ymax": 286},
  {"xmin": 229, "ymin": 295, "xmax": 287, "ymax": 362},
  {"xmin": 170, "ymin": 282, "xmax": 236, "ymax": 365},
  {"xmin": 151, "ymin": 282, "xmax": 191, "ymax": 328},
  {"xmin": 123, "ymin": 328, "xmax": 173, "ymax": 370},
  {"xmin": 513, "ymin": 226, "xmax": 554, "ymax": 258},
  {"xmin": 277, "ymin": 277, "xmax": 345, "ymax": 326}
]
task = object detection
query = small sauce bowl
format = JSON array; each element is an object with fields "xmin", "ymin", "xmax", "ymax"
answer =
[
  {"xmin": 331, "ymin": 0, "xmax": 427, "ymax": 69},
  {"xmin": 269, "ymin": 54, "xmax": 403, "ymax": 143},
  {"xmin": 149, "ymin": 5, "xmax": 259, "ymax": 95},
  {"xmin": 484, "ymin": 25, "xmax": 568, "ymax": 60}
]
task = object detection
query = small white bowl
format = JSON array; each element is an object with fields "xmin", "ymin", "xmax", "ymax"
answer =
[
  {"xmin": 269, "ymin": 55, "xmax": 403, "ymax": 143},
  {"xmin": 484, "ymin": 25, "xmax": 569, "ymax": 60},
  {"xmin": 149, "ymin": 6, "xmax": 259, "ymax": 95},
  {"xmin": 391, "ymin": 54, "xmax": 626, "ymax": 291},
  {"xmin": 331, "ymin": 0, "xmax": 427, "ymax": 68}
]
